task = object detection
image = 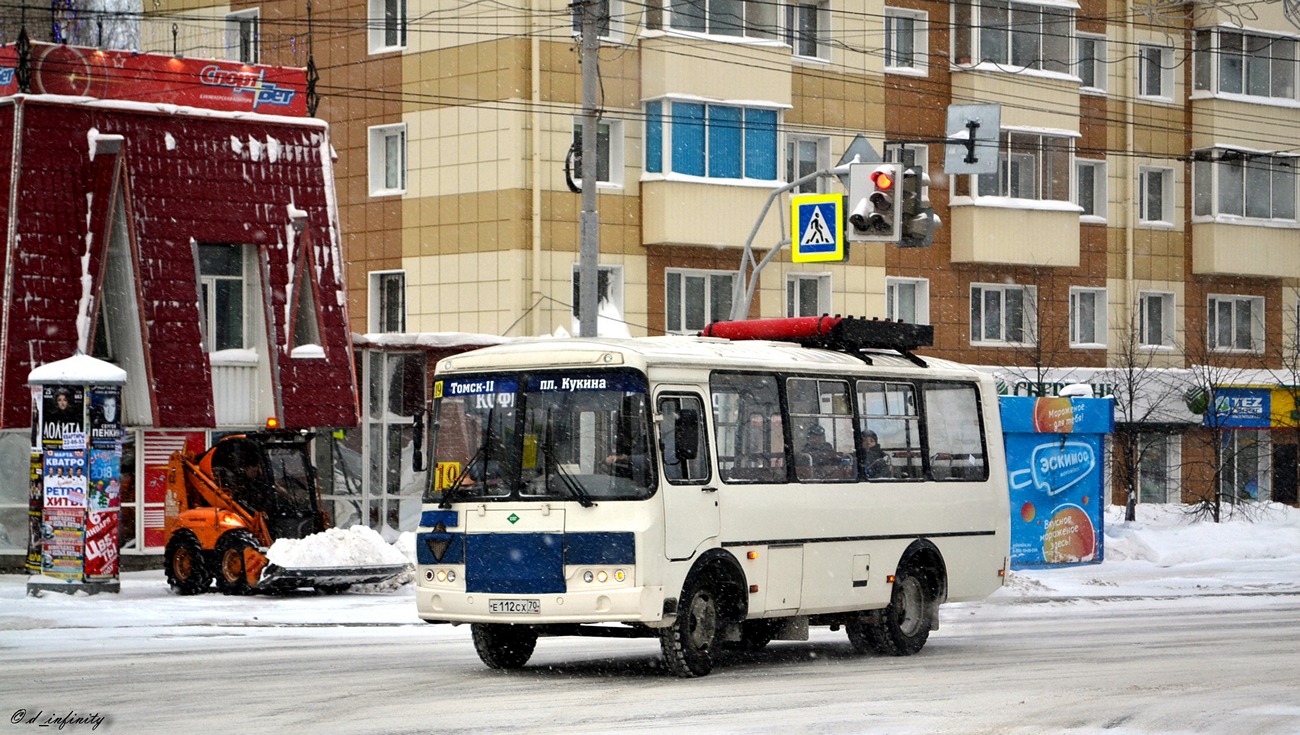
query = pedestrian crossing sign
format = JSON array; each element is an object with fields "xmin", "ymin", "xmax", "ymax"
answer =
[{"xmin": 791, "ymin": 194, "xmax": 844, "ymax": 263}]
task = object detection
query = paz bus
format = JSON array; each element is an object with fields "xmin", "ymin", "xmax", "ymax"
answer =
[{"xmin": 415, "ymin": 316, "xmax": 1010, "ymax": 677}]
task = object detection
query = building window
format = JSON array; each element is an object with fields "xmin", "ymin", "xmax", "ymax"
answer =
[
  {"xmin": 571, "ymin": 0, "xmax": 614, "ymax": 39},
  {"xmin": 884, "ymin": 8, "xmax": 927, "ymax": 73},
  {"xmin": 952, "ymin": 0, "xmax": 1071, "ymax": 73},
  {"xmin": 1138, "ymin": 166, "xmax": 1174, "ymax": 224},
  {"xmin": 668, "ymin": 0, "xmax": 777, "ymax": 39},
  {"xmin": 1137, "ymin": 433, "xmax": 1179, "ymax": 503},
  {"xmin": 1138, "ymin": 44, "xmax": 1173, "ymax": 100},
  {"xmin": 1069, "ymin": 287, "xmax": 1107, "ymax": 347},
  {"xmin": 644, "ymin": 100, "xmax": 779, "ymax": 181},
  {"xmin": 973, "ymin": 131, "xmax": 1072, "ymax": 202},
  {"xmin": 786, "ymin": 134, "xmax": 830, "ymax": 193},
  {"xmin": 1193, "ymin": 150, "xmax": 1297, "ymax": 222},
  {"xmin": 666, "ymin": 269, "xmax": 735, "ymax": 334},
  {"xmin": 1139, "ymin": 291, "xmax": 1175, "ymax": 348},
  {"xmin": 369, "ymin": 0, "xmax": 407, "ymax": 52},
  {"xmin": 369, "ymin": 124, "xmax": 406, "ymax": 196},
  {"xmin": 1207, "ymin": 294, "xmax": 1264, "ymax": 353},
  {"xmin": 1075, "ymin": 159, "xmax": 1107, "ymax": 219},
  {"xmin": 786, "ymin": 273, "xmax": 830, "ymax": 317},
  {"xmin": 970, "ymin": 283, "xmax": 1036, "ymax": 346},
  {"xmin": 887, "ymin": 277, "xmax": 929, "ymax": 324},
  {"xmin": 572, "ymin": 119, "xmax": 623, "ymax": 188},
  {"xmin": 1076, "ymin": 33, "xmax": 1106, "ymax": 92},
  {"xmin": 226, "ymin": 10, "xmax": 259, "ymax": 64},
  {"xmin": 198, "ymin": 244, "xmax": 247, "ymax": 352},
  {"xmin": 370, "ymin": 271, "xmax": 406, "ymax": 333},
  {"xmin": 1221, "ymin": 429, "xmax": 1269, "ymax": 501},
  {"xmin": 1194, "ymin": 28, "xmax": 1297, "ymax": 101},
  {"xmin": 785, "ymin": 0, "xmax": 829, "ymax": 59}
]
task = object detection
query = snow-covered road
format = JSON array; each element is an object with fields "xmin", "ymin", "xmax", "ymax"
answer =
[{"xmin": 4, "ymin": 504, "xmax": 1300, "ymax": 734}]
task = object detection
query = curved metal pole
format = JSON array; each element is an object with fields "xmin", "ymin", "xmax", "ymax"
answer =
[{"xmin": 728, "ymin": 166, "xmax": 848, "ymax": 322}]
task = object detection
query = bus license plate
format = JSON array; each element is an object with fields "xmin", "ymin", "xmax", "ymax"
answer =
[{"xmin": 489, "ymin": 599, "xmax": 540, "ymax": 614}]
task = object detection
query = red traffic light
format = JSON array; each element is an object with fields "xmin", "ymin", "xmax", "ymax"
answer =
[{"xmin": 871, "ymin": 170, "xmax": 895, "ymax": 191}]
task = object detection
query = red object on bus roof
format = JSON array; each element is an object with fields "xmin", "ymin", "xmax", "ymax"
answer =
[{"xmin": 700, "ymin": 316, "xmax": 842, "ymax": 341}]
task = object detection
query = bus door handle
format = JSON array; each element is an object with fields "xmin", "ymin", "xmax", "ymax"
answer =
[{"xmin": 701, "ymin": 486, "xmax": 718, "ymax": 493}]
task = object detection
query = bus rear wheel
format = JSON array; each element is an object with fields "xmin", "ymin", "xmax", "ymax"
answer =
[
  {"xmin": 853, "ymin": 568, "xmax": 932, "ymax": 656},
  {"xmin": 660, "ymin": 578, "xmax": 719, "ymax": 677},
  {"xmin": 471, "ymin": 624, "xmax": 538, "ymax": 670}
]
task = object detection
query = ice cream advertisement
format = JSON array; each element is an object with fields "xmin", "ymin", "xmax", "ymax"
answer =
[{"xmin": 1002, "ymin": 396, "xmax": 1113, "ymax": 568}]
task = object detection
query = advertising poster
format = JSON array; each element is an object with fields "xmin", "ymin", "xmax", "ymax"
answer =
[
  {"xmin": 1001, "ymin": 396, "xmax": 1113, "ymax": 568},
  {"xmin": 41, "ymin": 507, "xmax": 85, "ymax": 579},
  {"xmin": 41, "ymin": 385, "xmax": 85, "ymax": 447},
  {"xmin": 89, "ymin": 387, "xmax": 123, "ymax": 448},
  {"xmin": 85, "ymin": 448, "xmax": 123, "ymax": 580},
  {"xmin": 43, "ymin": 449, "xmax": 88, "ymax": 509},
  {"xmin": 26, "ymin": 455, "xmax": 43, "ymax": 573},
  {"xmin": 84, "ymin": 510, "xmax": 120, "ymax": 580}
]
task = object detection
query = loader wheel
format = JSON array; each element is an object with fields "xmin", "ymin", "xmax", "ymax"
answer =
[
  {"xmin": 215, "ymin": 530, "xmax": 260, "ymax": 595},
  {"xmin": 165, "ymin": 532, "xmax": 212, "ymax": 595}
]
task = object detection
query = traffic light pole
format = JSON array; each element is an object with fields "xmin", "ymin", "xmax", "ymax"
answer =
[{"xmin": 576, "ymin": 0, "xmax": 601, "ymax": 337}]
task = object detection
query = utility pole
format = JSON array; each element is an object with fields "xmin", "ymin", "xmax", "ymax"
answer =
[{"xmin": 577, "ymin": 0, "xmax": 601, "ymax": 338}]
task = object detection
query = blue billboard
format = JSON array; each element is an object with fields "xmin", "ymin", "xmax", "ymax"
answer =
[{"xmin": 1001, "ymin": 396, "xmax": 1114, "ymax": 568}]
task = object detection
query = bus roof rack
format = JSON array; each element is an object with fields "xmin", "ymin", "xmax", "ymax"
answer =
[{"xmin": 700, "ymin": 316, "xmax": 933, "ymax": 367}]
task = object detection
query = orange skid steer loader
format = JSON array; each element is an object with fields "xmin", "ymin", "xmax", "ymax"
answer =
[{"xmin": 163, "ymin": 431, "xmax": 410, "ymax": 595}]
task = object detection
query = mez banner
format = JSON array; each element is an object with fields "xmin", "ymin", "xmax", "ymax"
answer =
[{"xmin": 1001, "ymin": 396, "xmax": 1113, "ymax": 568}]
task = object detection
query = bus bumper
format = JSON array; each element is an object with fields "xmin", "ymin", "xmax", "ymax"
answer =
[{"xmin": 416, "ymin": 584, "xmax": 666, "ymax": 625}]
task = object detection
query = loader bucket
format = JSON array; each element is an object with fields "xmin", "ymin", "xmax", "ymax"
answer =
[{"xmin": 256, "ymin": 562, "xmax": 414, "ymax": 592}]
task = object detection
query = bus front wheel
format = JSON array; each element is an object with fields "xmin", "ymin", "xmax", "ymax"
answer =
[
  {"xmin": 471, "ymin": 623, "xmax": 538, "ymax": 670},
  {"xmin": 660, "ymin": 578, "xmax": 719, "ymax": 677}
]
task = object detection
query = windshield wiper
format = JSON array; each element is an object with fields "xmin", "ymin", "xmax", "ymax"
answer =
[
  {"xmin": 440, "ymin": 413, "xmax": 495, "ymax": 509},
  {"xmin": 540, "ymin": 413, "xmax": 595, "ymax": 508}
]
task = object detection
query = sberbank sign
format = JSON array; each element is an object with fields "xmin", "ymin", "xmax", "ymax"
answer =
[{"xmin": 995, "ymin": 379, "xmax": 1114, "ymax": 398}]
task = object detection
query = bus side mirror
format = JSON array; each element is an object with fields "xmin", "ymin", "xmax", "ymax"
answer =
[
  {"xmin": 675, "ymin": 409, "xmax": 700, "ymax": 461},
  {"xmin": 412, "ymin": 409, "xmax": 426, "ymax": 472}
]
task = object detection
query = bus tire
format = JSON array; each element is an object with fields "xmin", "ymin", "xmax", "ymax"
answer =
[
  {"xmin": 660, "ymin": 576, "xmax": 720, "ymax": 677},
  {"xmin": 845, "ymin": 613, "xmax": 887, "ymax": 655},
  {"xmin": 471, "ymin": 623, "xmax": 537, "ymax": 670},
  {"xmin": 870, "ymin": 567, "xmax": 933, "ymax": 656}
]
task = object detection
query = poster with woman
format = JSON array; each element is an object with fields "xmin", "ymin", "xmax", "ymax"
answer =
[{"xmin": 41, "ymin": 385, "xmax": 85, "ymax": 447}]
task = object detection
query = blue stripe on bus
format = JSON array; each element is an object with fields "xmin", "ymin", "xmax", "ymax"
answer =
[
  {"xmin": 420, "ymin": 510, "xmax": 460, "ymax": 528},
  {"xmin": 467, "ymin": 533, "xmax": 566, "ymax": 594},
  {"xmin": 416, "ymin": 532, "xmax": 466, "ymax": 565},
  {"xmin": 416, "ymin": 531, "xmax": 637, "ymax": 595},
  {"xmin": 564, "ymin": 532, "xmax": 635, "ymax": 565}
]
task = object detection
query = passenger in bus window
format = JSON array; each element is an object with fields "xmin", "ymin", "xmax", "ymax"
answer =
[
  {"xmin": 801, "ymin": 424, "xmax": 839, "ymax": 465},
  {"xmin": 860, "ymin": 430, "xmax": 889, "ymax": 478}
]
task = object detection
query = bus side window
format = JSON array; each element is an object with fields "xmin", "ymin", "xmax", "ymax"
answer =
[
  {"xmin": 658, "ymin": 394, "xmax": 711, "ymax": 484},
  {"xmin": 855, "ymin": 380, "xmax": 920, "ymax": 482},
  {"xmin": 922, "ymin": 382, "xmax": 988, "ymax": 481},
  {"xmin": 710, "ymin": 372, "xmax": 784, "ymax": 484}
]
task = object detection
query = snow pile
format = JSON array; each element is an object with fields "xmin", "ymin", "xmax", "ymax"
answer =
[
  {"xmin": 1102, "ymin": 503, "xmax": 1300, "ymax": 565},
  {"xmin": 265, "ymin": 525, "xmax": 410, "ymax": 569}
]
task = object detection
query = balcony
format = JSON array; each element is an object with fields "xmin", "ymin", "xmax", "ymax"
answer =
[{"xmin": 949, "ymin": 200, "xmax": 1081, "ymax": 267}]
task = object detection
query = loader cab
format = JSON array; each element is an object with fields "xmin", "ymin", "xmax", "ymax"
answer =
[{"xmin": 205, "ymin": 432, "xmax": 326, "ymax": 540}]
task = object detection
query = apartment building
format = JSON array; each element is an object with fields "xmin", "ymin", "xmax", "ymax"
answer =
[{"xmin": 112, "ymin": 0, "xmax": 1300, "ymax": 514}]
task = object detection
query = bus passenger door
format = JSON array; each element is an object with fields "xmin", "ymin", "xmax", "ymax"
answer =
[{"xmin": 657, "ymin": 392, "xmax": 720, "ymax": 560}]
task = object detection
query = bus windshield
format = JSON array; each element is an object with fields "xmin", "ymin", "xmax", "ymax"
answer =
[{"xmin": 426, "ymin": 371, "xmax": 655, "ymax": 503}]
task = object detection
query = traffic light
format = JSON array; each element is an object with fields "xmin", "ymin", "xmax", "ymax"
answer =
[
  {"xmin": 846, "ymin": 163, "xmax": 902, "ymax": 243},
  {"xmin": 899, "ymin": 165, "xmax": 940, "ymax": 248}
]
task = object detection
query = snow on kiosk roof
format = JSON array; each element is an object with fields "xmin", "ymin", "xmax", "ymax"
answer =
[{"xmin": 0, "ymin": 44, "xmax": 357, "ymax": 431}]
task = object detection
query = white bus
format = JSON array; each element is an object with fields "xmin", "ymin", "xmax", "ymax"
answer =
[{"xmin": 415, "ymin": 317, "xmax": 1010, "ymax": 677}]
